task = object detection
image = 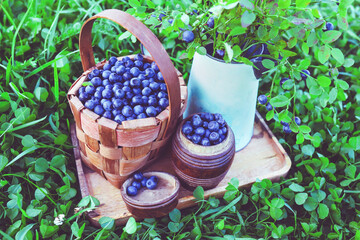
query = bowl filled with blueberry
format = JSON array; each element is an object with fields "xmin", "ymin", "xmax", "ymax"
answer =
[
  {"xmin": 171, "ymin": 113, "xmax": 235, "ymax": 190},
  {"xmin": 67, "ymin": 9, "xmax": 187, "ymax": 188},
  {"xmin": 120, "ymin": 171, "xmax": 180, "ymax": 218}
]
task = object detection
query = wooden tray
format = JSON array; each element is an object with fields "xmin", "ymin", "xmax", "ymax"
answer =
[{"xmin": 71, "ymin": 111, "xmax": 291, "ymax": 227}]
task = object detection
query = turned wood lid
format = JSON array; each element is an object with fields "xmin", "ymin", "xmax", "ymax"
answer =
[{"xmin": 120, "ymin": 171, "xmax": 180, "ymax": 207}]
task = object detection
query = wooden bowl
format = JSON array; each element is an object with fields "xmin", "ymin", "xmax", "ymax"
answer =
[
  {"xmin": 171, "ymin": 113, "xmax": 235, "ymax": 190},
  {"xmin": 120, "ymin": 172, "xmax": 180, "ymax": 218}
]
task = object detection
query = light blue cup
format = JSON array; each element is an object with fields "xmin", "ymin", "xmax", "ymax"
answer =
[{"xmin": 141, "ymin": 45, "xmax": 260, "ymax": 151}]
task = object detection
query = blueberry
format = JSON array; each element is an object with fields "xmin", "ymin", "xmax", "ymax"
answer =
[
  {"xmin": 109, "ymin": 56, "xmax": 118, "ymax": 65},
  {"xmin": 102, "ymin": 100, "xmax": 113, "ymax": 111},
  {"xmin": 215, "ymin": 49, "xmax": 224, "ymax": 59},
  {"xmin": 91, "ymin": 77, "xmax": 102, "ymax": 87},
  {"xmin": 111, "ymin": 66, "xmax": 117, "ymax": 72},
  {"xmin": 122, "ymin": 86, "xmax": 131, "ymax": 92},
  {"xmin": 182, "ymin": 30, "xmax": 195, "ymax": 43},
  {"xmin": 102, "ymin": 89, "xmax": 113, "ymax": 99},
  {"xmin": 149, "ymin": 82, "xmax": 160, "ymax": 91},
  {"xmin": 125, "ymin": 60, "xmax": 134, "ymax": 68},
  {"xmin": 216, "ymin": 116, "xmax": 226, "ymax": 126},
  {"xmin": 133, "ymin": 172, "xmax": 143, "ymax": 181},
  {"xmin": 129, "ymin": 78, "xmax": 140, "ymax": 88},
  {"xmin": 147, "ymin": 98, "xmax": 156, "ymax": 106},
  {"xmin": 258, "ymin": 95, "xmax": 268, "ymax": 105},
  {"xmin": 207, "ymin": 17, "xmax": 215, "ymax": 28},
  {"xmin": 208, "ymin": 121, "xmax": 220, "ymax": 131},
  {"xmin": 102, "ymin": 79, "xmax": 111, "ymax": 86},
  {"xmin": 168, "ymin": 18, "xmax": 174, "ymax": 24},
  {"xmin": 127, "ymin": 186, "xmax": 138, "ymax": 196},
  {"xmin": 122, "ymin": 56, "xmax": 131, "ymax": 62},
  {"xmin": 103, "ymin": 111, "xmax": 112, "ymax": 119},
  {"xmin": 221, "ymin": 127, "xmax": 227, "ymax": 135},
  {"xmin": 109, "ymin": 73, "xmax": 121, "ymax": 83},
  {"xmin": 112, "ymin": 109, "xmax": 122, "ymax": 117},
  {"xmin": 159, "ymin": 13, "xmax": 166, "ymax": 21},
  {"xmin": 280, "ymin": 78, "xmax": 289, "ymax": 88},
  {"xmin": 114, "ymin": 114, "xmax": 126, "ymax": 124},
  {"xmin": 122, "ymin": 106, "xmax": 133, "ymax": 117},
  {"xmin": 131, "ymin": 181, "xmax": 141, "ymax": 190},
  {"xmin": 201, "ymin": 138, "xmax": 211, "ymax": 146},
  {"xmin": 78, "ymin": 92, "xmax": 89, "ymax": 102},
  {"xmin": 301, "ymin": 70, "xmax": 310, "ymax": 80},
  {"xmin": 146, "ymin": 176, "xmax": 158, "ymax": 190},
  {"xmin": 192, "ymin": 118, "xmax": 202, "ymax": 128},
  {"xmin": 145, "ymin": 68, "xmax": 156, "ymax": 78},
  {"xmin": 100, "ymin": 99, "xmax": 107, "ymax": 105},
  {"xmin": 266, "ymin": 102, "xmax": 273, "ymax": 111},
  {"xmin": 325, "ymin": 22, "xmax": 334, "ymax": 31},
  {"xmin": 85, "ymin": 100, "xmax": 95, "ymax": 110},
  {"xmin": 133, "ymin": 105, "xmax": 144, "ymax": 115},
  {"xmin": 91, "ymin": 97, "xmax": 100, "ymax": 105},
  {"xmin": 103, "ymin": 63, "xmax": 111, "ymax": 70},
  {"xmin": 144, "ymin": 63, "xmax": 151, "ymax": 69},
  {"xmin": 92, "ymin": 69, "xmax": 100, "ymax": 77},
  {"xmin": 123, "ymin": 72, "xmax": 132, "ymax": 81},
  {"xmin": 94, "ymin": 105, "xmax": 105, "ymax": 115},
  {"xmin": 96, "ymin": 86, "xmax": 105, "ymax": 92},
  {"xmin": 151, "ymin": 62, "xmax": 160, "ymax": 72},
  {"xmin": 112, "ymin": 84, "xmax": 123, "ymax": 92},
  {"xmin": 142, "ymin": 80, "xmax": 150, "ymax": 88},
  {"xmin": 137, "ymin": 113, "xmax": 147, "ymax": 119},
  {"xmin": 191, "ymin": 134, "xmax": 201, "ymax": 144},
  {"xmin": 281, "ymin": 121, "xmax": 289, "ymax": 127},
  {"xmin": 195, "ymin": 127, "xmax": 205, "ymax": 137},
  {"xmin": 205, "ymin": 129, "xmax": 211, "ymax": 138},
  {"xmin": 141, "ymin": 87, "xmax": 152, "ymax": 96},
  {"xmin": 113, "ymin": 99, "xmax": 124, "ymax": 109},
  {"xmin": 202, "ymin": 121, "xmax": 208, "ymax": 128},
  {"xmin": 141, "ymin": 96, "xmax": 148, "ymax": 105},
  {"xmin": 141, "ymin": 177, "xmax": 148, "ymax": 187},
  {"xmin": 115, "ymin": 61, "xmax": 123, "ymax": 67},
  {"xmin": 102, "ymin": 70, "xmax": 111, "ymax": 79},
  {"xmin": 79, "ymin": 86, "xmax": 86, "ymax": 94},
  {"xmin": 159, "ymin": 98, "xmax": 169, "ymax": 108},
  {"xmin": 105, "ymin": 84, "xmax": 113, "ymax": 90},
  {"xmin": 155, "ymin": 106, "xmax": 162, "ymax": 114},
  {"xmin": 134, "ymin": 60, "xmax": 143, "ymax": 69},
  {"xmin": 157, "ymin": 72, "xmax": 164, "ymax": 82},
  {"xmin": 130, "ymin": 67, "xmax": 140, "ymax": 77},
  {"xmin": 132, "ymin": 96, "xmax": 143, "ymax": 105},
  {"xmin": 85, "ymin": 85, "xmax": 95, "ymax": 95},
  {"xmin": 132, "ymin": 88, "xmax": 142, "ymax": 95},
  {"xmin": 204, "ymin": 113, "xmax": 214, "ymax": 121},
  {"xmin": 294, "ymin": 116, "xmax": 301, "ymax": 125},
  {"xmin": 146, "ymin": 106, "xmax": 157, "ymax": 117},
  {"xmin": 114, "ymin": 89, "xmax": 125, "ymax": 99},
  {"xmin": 209, "ymin": 132, "xmax": 220, "ymax": 142},
  {"xmin": 182, "ymin": 124, "xmax": 193, "ymax": 135},
  {"xmin": 116, "ymin": 65, "xmax": 126, "ymax": 75},
  {"xmin": 160, "ymin": 83, "xmax": 167, "ymax": 91},
  {"xmin": 283, "ymin": 125, "xmax": 292, "ymax": 133},
  {"xmin": 134, "ymin": 54, "xmax": 144, "ymax": 62}
]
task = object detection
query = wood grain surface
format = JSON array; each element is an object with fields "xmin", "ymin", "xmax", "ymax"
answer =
[{"xmin": 71, "ymin": 112, "xmax": 291, "ymax": 227}]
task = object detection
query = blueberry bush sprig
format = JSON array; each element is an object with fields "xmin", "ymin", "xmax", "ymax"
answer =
[
  {"xmin": 126, "ymin": 172, "xmax": 159, "ymax": 196},
  {"xmin": 182, "ymin": 113, "xmax": 228, "ymax": 146},
  {"xmin": 77, "ymin": 54, "xmax": 169, "ymax": 125}
]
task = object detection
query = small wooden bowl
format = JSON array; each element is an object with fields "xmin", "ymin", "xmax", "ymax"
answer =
[
  {"xmin": 171, "ymin": 113, "xmax": 235, "ymax": 190},
  {"xmin": 120, "ymin": 172, "xmax": 180, "ymax": 218}
]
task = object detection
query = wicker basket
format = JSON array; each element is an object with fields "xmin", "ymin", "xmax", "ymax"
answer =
[{"xmin": 67, "ymin": 9, "xmax": 187, "ymax": 188}]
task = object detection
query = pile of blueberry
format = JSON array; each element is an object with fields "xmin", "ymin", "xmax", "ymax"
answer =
[
  {"xmin": 182, "ymin": 113, "xmax": 228, "ymax": 146},
  {"xmin": 126, "ymin": 172, "xmax": 158, "ymax": 196},
  {"xmin": 77, "ymin": 54, "xmax": 169, "ymax": 124}
]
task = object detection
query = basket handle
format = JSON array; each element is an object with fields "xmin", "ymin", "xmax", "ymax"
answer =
[{"xmin": 79, "ymin": 9, "xmax": 181, "ymax": 139}]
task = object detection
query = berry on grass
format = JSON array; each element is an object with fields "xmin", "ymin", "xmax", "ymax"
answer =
[
  {"xmin": 207, "ymin": 17, "xmax": 215, "ymax": 28},
  {"xmin": 182, "ymin": 31, "xmax": 195, "ymax": 43},
  {"xmin": 258, "ymin": 95, "xmax": 268, "ymax": 105},
  {"xmin": 266, "ymin": 103, "xmax": 273, "ymax": 111},
  {"xmin": 294, "ymin": 116, "xmax": 301, "ymax": 125}
]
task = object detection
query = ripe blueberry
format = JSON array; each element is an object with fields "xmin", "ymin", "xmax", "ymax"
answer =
[
  {"xmin": 207, "ymin": 17, "xmax": 215, "ymax": 28},
  {"xmin": 122, "ymin": 106, "xmax": 133, "ymax": 117},
  {"xmin": 109, "ymin": 56, "xmax": 118, "ymax": 65},
  {"xmin": 149, "ymin": 82, "xmax": 160, "ymax": 91},
  {"xmin": 294, "ymin": 116, "xmax": 301, "ymax": 125},
  {"xmin": 191, "ymin": 134, "xmax": 201, "ymax": 144},
  {"xmin": 158, "ymin": 98, "xmax": 169, "ymax": 108},
  {"xmin": 102, "ymin": 70, "xmax": 111, "ymax": 79},
  {"xmin": 102, "ymin": 89, "xmax": 113, "ymax": 99},
  {"xmin": 127, "ymin": 186, "xmax": 138, "ymax": 196},
  {"xmin": 283, "ymin": 125, "xmax": 292, "ymax": 133},
  {"xmin": 103, "ymin": 111, "xmax": 112, "ymax": 119},
  {"xmin": 146, "ymin": 106, "xmax": 157, "ymax": 117},
  {"xmin": 132, "ymin": 181, "xmax": 142, "ymax": 190},
  {"xmin": 209, "ymin": 132, "xmax": 220, "ymax": 142},
  {"xmin": 258, "ymin": 95, "xmax": 267, "ymax": 105},
  {"xmin": 266, "ymin": 102, "xmax": 273, "ymax": 111},
  {"xmin": 201, "ymin": 138, "xmax": 211, "ymax": 146},
  {"xmin": 133, "ymin": 105, "xmax": 144, "ymax": 115},
  {"xmin": 325, "ymin": 22, "xmax": 334, "ymax": 31},
  {"xmin": 146, "ymin": 176, "xmax": 158, "ymax": 190},
  {"xmin": 114, "ymin": 114, "xmax": 126, "ymax": 124},
  {"xmin": 91, "ymin": 77, "xmax": 102, "ymax": 87},
  {"xmin": 301, "ymin": 70, "xmax": 310, "ymax": 80},
  {"xmin": 94, "ymin": 105, "xmax": 105, "ymax": 115},
  {"xmin": 182, "ymin": 30, "xmax": 195, "ymax": 43},
  {"xmin": 208, "ymin": 121, "xmax": 220, "ymax": 131},
  {"xmin": 280, "ymin": 78, "xmax": 289, "ymax": 88},
  {"xmin": 182, "ymin": 124, "xmax": 193, "ymax": 135}
]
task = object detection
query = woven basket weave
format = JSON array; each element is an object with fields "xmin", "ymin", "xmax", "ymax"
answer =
[{"xmin": 67, "ymin": 9, "xmax": 187, "ymax": 188}]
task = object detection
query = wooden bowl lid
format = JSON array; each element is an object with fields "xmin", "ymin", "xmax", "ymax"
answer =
[{"xmin": 120, "ymin": 171, "xmax": 180, "ymax": 207}]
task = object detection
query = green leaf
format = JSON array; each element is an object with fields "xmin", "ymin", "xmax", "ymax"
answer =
[
  {"xmin": 15, "ymin": 224, "xmax": 35, "ymax": 240},
  {"xmin": 35, "ymin": 188, "xmax": 48, "ymax": 200},
  {"xmin": 303, "ymin": 197, "xmax": 318, "ymax": 211},
  {"xmin": 271, "ymin": 198, "xmax": 285, "ymax": 208},
  {"xmin": 331, "ymin": 48, "xmax": 344, "ymax": 65},
  {"xmin": 266, "ymin": 110, "xmax": 274, "ymax": 121},
  {"xmin": 262, "ymin": 59, "xmax": 275, "ymax": 69},
  {"xmin": 119, "ymin": 31, "xmax": 131, "ymax": 41},
  {"xmin": 278, "ymin": 0, "xmax": 291, "ymax": 8},
  {"xmin": 349, "ymin": 136, "xmax": 360, "ymax": 151},
  {"xmin": 223, "ymin": 42, "xmax": 233, "ymax": 62},
  {"xmin": 168, "ymin": 222, "xmax": 183, "ymax": 233},
  {"xmin": 22, "ymin": 135, "xmax": 35, "ymax": 148},
  {"xmin": 307, "ymin": 31, "xmax": 318, "ymax": 47},
  {"xmin": 34, "ymin": 87, "xmax": 49, "ymax": 102},
  {"xmin": 299, "ymin": 125, "xmax": 311, "ymax": 133},
  {"xmin": 0, "ymin": 155, "xmax": 9, "ymax": 173},
  {"xmin": 301, "ymin": 144, "xmax": 315, "ymax": 156},
  {"xmin": 196, "ymin": 47, "xmax": 207, "ymax": 56},
  {"xmin": 270, "ymin": 207, "xmax": 283, "ymax": 220},
  {"xmin": 317, "ymin": 203, "xmax": 329, "ymax": 219},
  {"xmin": 54, "ymin": 134, "xmax": 68, "ymax": 145},
  {"xmin": 337, "ymin": 15, "xmax": 348, "ymax": 30},
  {"xmin": 289, "ymin": 183, "xmax": 305, "ymax": 192},
  {"xmin": 99, "ymin": 217, "xmax": 115, "ymax": 230},
  {"xmin": 124, "ymin": 217, "xmax": 137, "ymax": 234},
  {"xmin": 0, "ymin": 101, "xmax": 10, "ymax": 113},
  {"xmin": 239, "ymin": 0, "xmax": 254, "ymax": 10},
  {"xmin": 40, "ymin": 220, "xmax": 59, "ymax": 238},
  {"xmin": 241, "ymin": 11, "xmax": 256, "ymax": 28},
  {"xmin": 318, "ymin": 45, "xmax": 331, "ymax": 64},
  {"xmin": 146, "ymin": 0, "xmax": 155, "ymax": 8},
  {"xmin": 296, "ymin": 0, "xmax": 310, "ymax": 8},
  {"xmin": 321, "ymin": 30, "xmax": 341, "ymax": 44},
  {"xmin": 193, "ymin": 186, "xmax": 204, "ymax": 200},
  {"xmin": 317, "ymin": 76, "xmax": 331, "ymax": 87},
  {"xmin": 295, "ymin": 193, "xmax": 308, "ymax": 205},
  {"xmin": 329, "ymin": 88, "xmax": 338, "ymax": 103},
  {"xmin": 128, "ymin": 0, "xmax": 141, "ymax": 8},
  {"xmin": 169, "ymin": 208, "xmax": 181, "ymax": 223},
  {"xmin": 337, "ymin": 80, "xmax": 349, "ymax": 90},
  {"xmin": 35, "ymin": 158, "xmax": 49, "ymax": 173},
  {"xmin": 181, "ymin": 14, "xmax": 189, "ymax": 25},
  {"xmin": 270, "ymin": 95, "xmax": 289, "ymax": 107},
  {"xmin": 229, "ymin": 26, "xmax": 246, "ymax": 36}
]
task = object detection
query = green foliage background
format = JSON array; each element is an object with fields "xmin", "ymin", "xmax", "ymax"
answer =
[{"xmin": 0, "ymin": 0, "xmax": 359, "ymax": 239}]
